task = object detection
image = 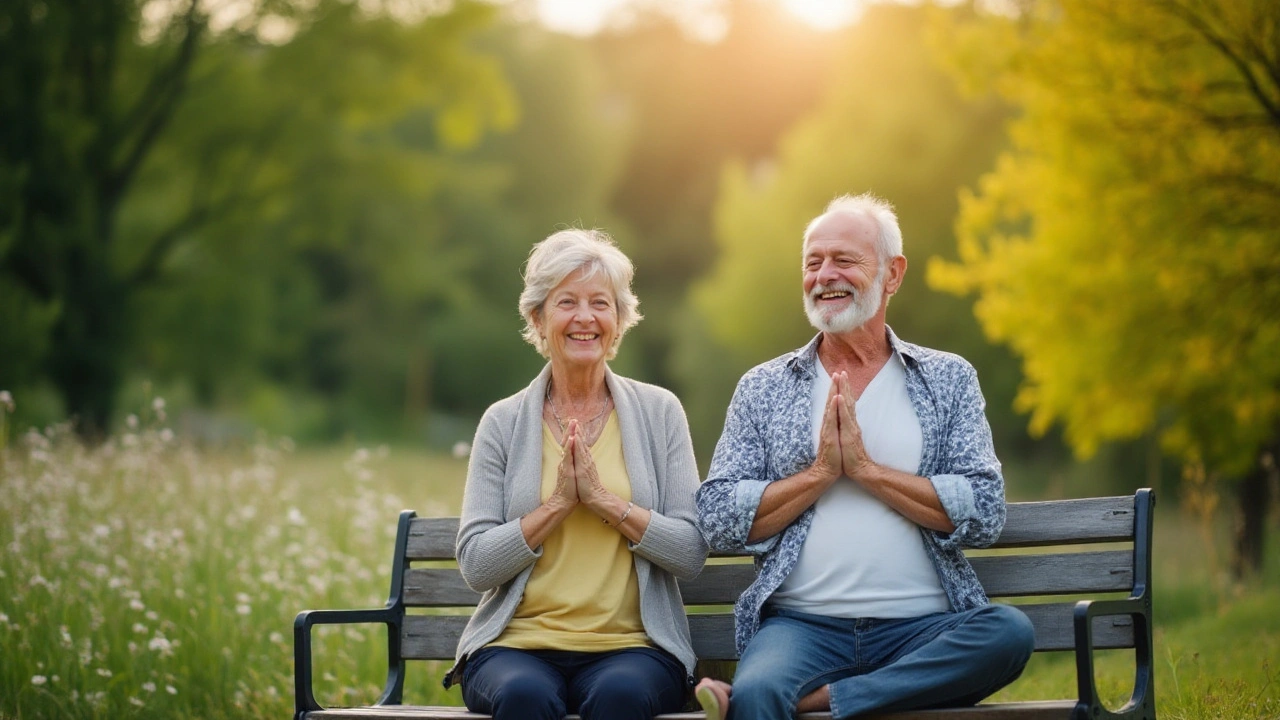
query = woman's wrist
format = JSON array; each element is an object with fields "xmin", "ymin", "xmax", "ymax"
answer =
[
  {"xmin": 602, "ymin": 500, "xmax": 634, "ymax": 527},
  {"xmin": 545, "ymin": 493, "xmax": 577, "ymax": 515}
]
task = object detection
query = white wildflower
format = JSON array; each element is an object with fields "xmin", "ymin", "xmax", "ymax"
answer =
[
  {"xmin": 142, "ymin": 682, "xmax": 156, "ymax": 693},
  {"xmin": 126, "ymin": 414, "xmax": 139, "ymax": 430},
  {"xmin": 129, "ymin": 697, "xmax": 145, "ymax": 707},
  {"xmin": 145, "ymin": 610, "xmax": 158, "ymax": 621},
  {"xmin": 0, "ymin": 390, "xmax": 13, "ymax": 411},
  {"xmin": 236, "ymin": 604, "xmax": 251, "ymax": 616},
  {"xmin": 287, "ymin": 507, "xmax": 305, "ymax": 526},
  {"xmin": 166, "ymin": 685, "xmax": 177, "ymax": 695},
  {"xmin": 31, "ymin": 675, "xmax": 47, "ymax": 686},
  {"xmin": 148, "ymin": 635, "xmax": 174, "ymax": 657},
  {"xmin": 152, "ymin": 397, "xmax": 166, "ymax": 412},
  {"xmin": 452, "ymin": 441, "xmax": 471, "ymax": 459},
  {"xmin": 130, "ymin": 598, "xmax": 145, "ymax": 611},
  {"xmin": 133, "ymin": 623, "xmax": 148, "ymax": 634},
  {"xmin": 269, "ymin": 632, "xmax": 284, "ymax": 644},
  {"xmin": 160, "ymin": 428, "xmax": 174, "ymax": 443},
  {"xmin": 97, "ymin": 668, "xmax": 113, "ymax": 678}
]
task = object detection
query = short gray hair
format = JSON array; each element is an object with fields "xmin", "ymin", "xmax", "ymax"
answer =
[
  {"xmin": 519, "ymin": 228, "xmax": 642, "ymax": 359},
  {"xmin": 803, "ymin": 192, "xmax": 904, "ymax": 266}
]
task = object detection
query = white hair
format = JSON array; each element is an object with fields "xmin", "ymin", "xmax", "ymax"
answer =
[
  {"xmin": 519, "ymin": 228, "xmax": 642, "ymax": 359},
  {"xmin": 802, "ymin": 192, "xmax": 904, "ymax": 266}
]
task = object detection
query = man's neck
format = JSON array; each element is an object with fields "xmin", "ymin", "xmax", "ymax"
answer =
[{"xmin": 817, "ymin": 318, "xmax": 891, "ymax": 374}]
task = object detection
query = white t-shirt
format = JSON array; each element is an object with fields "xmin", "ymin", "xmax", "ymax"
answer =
[{"xmin": 770, "ymin": 353, "xmax": 949, "ymax": 618}]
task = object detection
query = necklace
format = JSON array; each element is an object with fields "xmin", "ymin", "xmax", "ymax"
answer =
[{"xmin": 545, "ymin": 381, "xmax": 612, "ymax": 435}]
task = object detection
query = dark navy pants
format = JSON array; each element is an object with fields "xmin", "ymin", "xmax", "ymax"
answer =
[{"xmin": 461, "ymin": 645, "xmax": 688, "ymax": 720}]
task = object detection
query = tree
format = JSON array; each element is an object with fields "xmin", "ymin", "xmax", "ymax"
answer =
[
  {"xmin": 928, "ymin": 0, "xmax": 1280, "ymax": 574},
  {"xmin": 0, "ymin": 0, "xmax": 515, "ymax": 435}
]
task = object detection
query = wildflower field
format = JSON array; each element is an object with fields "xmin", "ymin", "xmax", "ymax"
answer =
[{"xmin": 1, "ymin": 408, "xmax": 1277, "ymax": 719}]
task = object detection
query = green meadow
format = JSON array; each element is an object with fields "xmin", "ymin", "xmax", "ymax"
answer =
[{"xmin": 2, "ymin": 423, "xmax": 1277, "ymax": 719}]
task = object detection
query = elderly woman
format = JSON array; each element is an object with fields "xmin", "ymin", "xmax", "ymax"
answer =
[{"xmin": 444, "ymin": 229, "xmax": 707, "ymax": 720}]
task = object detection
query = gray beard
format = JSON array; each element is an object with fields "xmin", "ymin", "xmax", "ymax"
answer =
[{"xmin": 804, "ymin": 271, "xmax": 885, "ymax": 334}]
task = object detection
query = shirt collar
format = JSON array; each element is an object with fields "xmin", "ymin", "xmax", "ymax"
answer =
[{"xmin": 786, "ymin": 324, "xmax": 918, "ymax": 376}]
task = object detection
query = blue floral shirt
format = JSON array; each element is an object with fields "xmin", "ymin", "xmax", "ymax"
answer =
[{"xmin": 695, "ymin": 327, "xmax": 1006, "ymax": 653}]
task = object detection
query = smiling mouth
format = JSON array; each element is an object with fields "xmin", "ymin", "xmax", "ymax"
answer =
[
  {"xmin": 818, "ymin": 291, "xmax": 850, "ymax": 301},
  {"xmin": 568, "ymin": 333, "xmax": 598, "ymax": 341}
]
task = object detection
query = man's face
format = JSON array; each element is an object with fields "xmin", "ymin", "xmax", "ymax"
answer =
[{"xmin": 802, "ymin": 212, "xmax": 886, "ymax": 334}]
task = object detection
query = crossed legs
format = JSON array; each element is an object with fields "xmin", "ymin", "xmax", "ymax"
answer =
[{"xmin": 700, "ymin": 604, "xmax": 1034, "ymax": 720}]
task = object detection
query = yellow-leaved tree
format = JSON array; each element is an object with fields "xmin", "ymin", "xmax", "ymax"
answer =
[{"xmin": 929, "ymin": 0, "xmax": 1280, "ymax": 574}]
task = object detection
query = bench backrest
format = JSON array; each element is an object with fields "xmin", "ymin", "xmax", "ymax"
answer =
[{"xmin": 387, "ymin": 492, "xmax": 1154, "ymax": 668}]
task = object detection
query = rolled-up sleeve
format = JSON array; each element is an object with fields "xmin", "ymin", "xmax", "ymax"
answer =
[{"xmin": 928, "ymin": 364, "xmax": 1005, "ymax": 550}]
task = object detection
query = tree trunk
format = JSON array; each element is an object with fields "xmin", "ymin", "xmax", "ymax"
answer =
[
  {"xmin": 1233, "ymin": 443, "xmax": 1277, "ymax": 578},
  {"xmin": 48, "ymin": 243, "xmax": 127, "ymax": 440}
]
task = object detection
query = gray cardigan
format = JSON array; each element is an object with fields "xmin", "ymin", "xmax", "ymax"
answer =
[{"xmin": 448, "ymin": 365, "xmax": 708, "ymax": 684}]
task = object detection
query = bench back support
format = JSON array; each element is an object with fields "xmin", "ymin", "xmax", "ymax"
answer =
[{"xmin": 294, "ymin": 490, "xmax": 1157, "ymax": 720}]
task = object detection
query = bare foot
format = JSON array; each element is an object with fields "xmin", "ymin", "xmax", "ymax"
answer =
[
  {"xmin": 695, "ymin": 678, "xmax": 732, "ymax": 720},
  {"xmin": 796, "ymin": 684, "xmax": 831, "ymax": 713}
]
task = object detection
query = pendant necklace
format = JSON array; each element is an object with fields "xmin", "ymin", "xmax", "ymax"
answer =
[{"xmin": 545, "ymin": 381, "xmax": 612, "ymax": 435}]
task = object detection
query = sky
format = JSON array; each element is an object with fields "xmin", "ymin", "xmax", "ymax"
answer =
[{"xmin": 533, "ymin": 0, "xmax": 862, "ymax": 36}]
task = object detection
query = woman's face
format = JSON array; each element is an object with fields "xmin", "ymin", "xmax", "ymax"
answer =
[{"xmin": 535, "ymin": 266, "xmax": 618, "ymax": 371}]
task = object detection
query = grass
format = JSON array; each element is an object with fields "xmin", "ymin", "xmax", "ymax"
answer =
[{"xmin": 1, "ymin": 414, "xmax": 1277, "ymax": 718}]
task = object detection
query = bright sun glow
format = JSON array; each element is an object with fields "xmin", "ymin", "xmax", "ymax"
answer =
[
  {"xmin": 534, "ymin": 0, "xmax": 860, "ymax": 36},
  {"xmin": 781, "ymin": 0, "xmax": 860, "ymax": 30}
]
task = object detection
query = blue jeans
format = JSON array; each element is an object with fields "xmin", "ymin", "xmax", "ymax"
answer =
[
  {"xmin": 729, "ymin": 604, "xmax": 1035, "ymax": 720},
  {"xmin": 461, "ymin": 645, "xmax": 688, "ymax": 720}
]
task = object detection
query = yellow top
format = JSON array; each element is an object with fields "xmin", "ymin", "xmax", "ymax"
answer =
[{"xmin": 490, "ymin": 411, "xmax": 650, "ymax": 651}]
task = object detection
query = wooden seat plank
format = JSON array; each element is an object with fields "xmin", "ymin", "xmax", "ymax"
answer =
[{"xmin": 307, "ymin": 699, "xmax": 1078, "ymax": 719}]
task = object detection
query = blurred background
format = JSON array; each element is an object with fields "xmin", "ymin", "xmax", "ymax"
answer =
[
  {"xmin": 1, "ymin": 0, "xmax": 1278, "ymax": 715},
  {"xmin": 5, "ymin": 0, "xmax": 1278, "ymax": 560}
]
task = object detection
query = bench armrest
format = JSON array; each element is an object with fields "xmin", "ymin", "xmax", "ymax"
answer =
[
  {"xmin": 1070, "ymin": 597, "xmax": 1155, "ymax": 720},
  {"xmin": 294, "ymin": 606, "xmax": 405, "ymax": 720}
]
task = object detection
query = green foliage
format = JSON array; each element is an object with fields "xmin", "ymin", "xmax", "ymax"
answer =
[
  {"xmin": 928, "ymin": 0, "xmax": 1280, "ymax": 478},
  {"xmin": 0, "ymin": 0, "xmax": 517, "ymax": 436}
]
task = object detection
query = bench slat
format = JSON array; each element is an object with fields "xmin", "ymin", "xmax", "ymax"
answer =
[
  {"xmin": 993, "ymin": 496, "xmax": 1135, "ymax": 548},
  {"xmin": 407, "ymin": 518, "xmax": 460, "ymax": 561},
  {"xmin": 402, "ymin": 551, "xmax": 1133, "ymax": 608},
  {"xmin": 307, "ymin": 700, "xmax": 1078, "ymax": 719},
  {"xmin": 404, "ymin": 495, "xmax": 1137, "ymax": 561},
  {"xmin": 970, "ymin": 550, "xmax": 1132, "ymax": 596},
  {"xmin": 398, "ymin": 602, "xmax": 1132, "ymax": 662}
]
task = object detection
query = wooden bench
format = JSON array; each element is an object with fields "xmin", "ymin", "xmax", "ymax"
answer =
[{"xmin": 294, "ymin": 489, "xmax": 1155, "ymax": 720}]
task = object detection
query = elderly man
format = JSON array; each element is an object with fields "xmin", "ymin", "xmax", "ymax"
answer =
[{"xmin": 693, "ymin": 193, "xmax": 1034, "ymax": 720}]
